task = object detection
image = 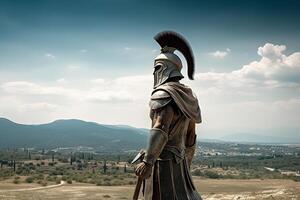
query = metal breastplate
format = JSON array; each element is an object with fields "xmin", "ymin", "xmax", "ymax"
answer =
[{"xmin": 159, "ymin": 113, "xmax": 190, "ymax": 161}]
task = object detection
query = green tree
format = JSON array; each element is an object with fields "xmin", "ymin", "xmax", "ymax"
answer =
[
  {"xmin": 103, "ymin": 160, "xmax": 107, "ymax": 174},
  {"xmin": 13, "ymin": 160, "xmax": 16, "ymax": 172},
  {"xmin": 52, "ymin": 152, "xmax": 55, "ymax": 163}
]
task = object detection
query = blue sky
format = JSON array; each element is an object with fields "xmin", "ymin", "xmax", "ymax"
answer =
[
  {"xmin": 1, "ymin": 0, "xmax": 299, "ymax": 76},
  {"xmin": 0, "ymin": 0, "xmax": 300, "ymax": 140}
]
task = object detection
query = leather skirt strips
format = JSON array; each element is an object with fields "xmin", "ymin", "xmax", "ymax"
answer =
[{"xmin": 143, "ymin": 149, "xmax": 202, "ymax": 200}]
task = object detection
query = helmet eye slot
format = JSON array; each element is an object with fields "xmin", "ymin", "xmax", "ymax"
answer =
[{"xmin": 154, "ymin": 64, "xmax": 163, "ymax": 73}]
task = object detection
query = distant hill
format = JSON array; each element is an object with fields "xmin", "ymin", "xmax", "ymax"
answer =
[
  {"xmin": 0, "ymin": 118, "xmax": 148, "ymax": 151},
  {"xmin": 1, "ymin": 118, "xmax": 299, "ymax": 151},
  {"xmin": 198, "ymin": 128, "xmax": 300, "ymax": 144},
  {"xmin": 221, "ymin": 131, "xmax": 300, "ymax": 144}
]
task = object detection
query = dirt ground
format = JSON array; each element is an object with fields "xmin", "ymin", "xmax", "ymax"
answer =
[{"xmin": 0, "ymin": 178, "xmax": 299, "ymax": 200}]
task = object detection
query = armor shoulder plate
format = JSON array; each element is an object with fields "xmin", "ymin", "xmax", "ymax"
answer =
[{"xmin": 149, "ymin": 90, "xmax": 172, "ymax": 110}]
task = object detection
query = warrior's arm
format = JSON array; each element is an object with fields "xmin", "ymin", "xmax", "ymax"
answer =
[
  {"xmin": 143, "ymin": 104, "xmax": 174, "ymax": 165},
  {"xmin": 185, "ymin": 119, "xmax": 197, "ymax": 168},
  {"xmin": 135, "ymin": 92, "xmax": 174, "ymax": 179}
]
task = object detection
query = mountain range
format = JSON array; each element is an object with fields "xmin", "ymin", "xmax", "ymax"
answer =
[
  {"xmin": 0, "ymin": 118, "xmax": 299, "ymax": 151},
  {"xmin": 0, "ymin": 118, "xmax": 148, "ymax": 151}
]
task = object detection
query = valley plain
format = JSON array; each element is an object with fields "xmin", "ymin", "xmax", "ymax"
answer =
[{"xmin": 0, "ymin": 178, "xmax": 299, "ymax": 200}]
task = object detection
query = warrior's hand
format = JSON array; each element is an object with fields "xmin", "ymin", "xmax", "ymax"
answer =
[{"xmin": 135, "ymin": 162, "xmax": 152, "ymax": 179}]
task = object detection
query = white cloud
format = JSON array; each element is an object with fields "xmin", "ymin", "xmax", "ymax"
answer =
[
  {"xmin": 190, "ymin": 43, "xmax": 300, "ymax": 135},
  {"xmin": 20, "ymin": 102, "xmax": 58, "ymax": 112},
  {"xmin": 80, "ymin": 49, "xmax": 87, "ymax": 53},
  {"xmin": 257, "ymin": 43, "xmax": 285, "ymax": 58},
  {"xmin": 45, "ymin": 53, "xmax": 55, "ymax": 59},
  {"xmin": 209, "ymin": 48, "xmax": 231, "ymax": 58},
  {"xmin": 90, "ymin": 78, "xmax": 106, "ymax": 84},
  {"xmin": 124, "ymin": 47, "xmax": 131, "ymax": 51},
  {"xmin": 199, "ymin": 43, "xmax": 300, "ymax": 88},
  {"xmin": 223, "ymin": 98, "xmax": 300, "ymax": 129},
  {"xmin": 237, "ymin": 43, "xmax": 300, "ymax": 83},
  {"xmin": 89, "ymin": 75, "xmax": 152, "ymax": 102},
  {"xmin": 0, "ymin": 74, "xmax": 153, "ymax": 125},
  {"xmin": 85, "ymin": 90, "xmax": 134, "ymax": 102},
  {"xmin": 57, "ymin": 78, "xmax": 68, "ymax": 84},
  {"xmin": 1, "ymin": 81, "xmax": 67, "ymax": 96},
  {"xmin": 1, "ymin": 75, "xmax": 152, "ymax": 105}
]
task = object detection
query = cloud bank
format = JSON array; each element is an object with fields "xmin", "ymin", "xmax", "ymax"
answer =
[{"xmin": 0, "ymin": 43, "xmax": 299, "ymax": 138}]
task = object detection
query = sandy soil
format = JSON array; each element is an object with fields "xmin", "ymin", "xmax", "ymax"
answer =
[{"xmin": 0, "ymin": 178, "xmax": 299, "ymax": 200}]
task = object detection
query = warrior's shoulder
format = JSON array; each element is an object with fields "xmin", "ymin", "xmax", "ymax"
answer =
[
  {"xmin": 149, "ymin": 89, "xmax": 172, "ymax": 110},
  {"xmin": 151, "ymin": 89, "xmax": 171, "ymax": 100}
]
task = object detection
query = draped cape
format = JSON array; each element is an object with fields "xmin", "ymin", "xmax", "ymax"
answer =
[{"xmin": 152, "ymin": 82, "xmax": 202, "ymax": 123}]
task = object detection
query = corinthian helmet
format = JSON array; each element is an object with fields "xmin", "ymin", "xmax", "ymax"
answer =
[{"xmin": 153, "ymin": 31, "xmax": 195, "ymax": 88}]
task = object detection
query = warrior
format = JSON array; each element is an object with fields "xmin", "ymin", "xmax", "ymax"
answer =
[{"xmin": 134, "ymin": 31, "xmax": 202, "ymax": 200}]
